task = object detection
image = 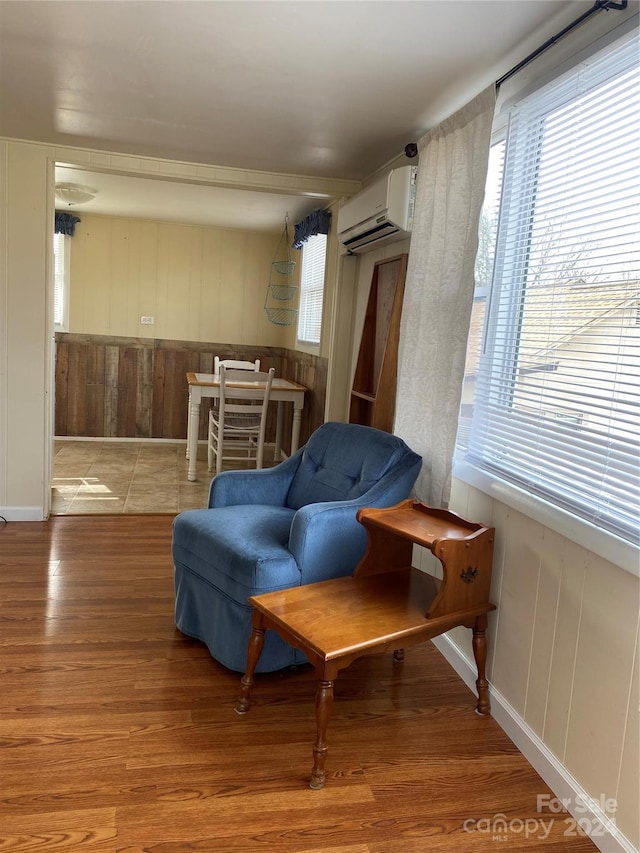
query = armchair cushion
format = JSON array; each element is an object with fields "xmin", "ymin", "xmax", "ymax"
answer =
[
  {"xmin": 286, "ymin": 422, "xmax": 409, "ymax": 509},
  {"xmin": 173, "ymin": 505, "xmax": 298, "ymax": 601},
  {"xmin": 173, "ymin": 421, "xmax": 422, "ymax": 673}
]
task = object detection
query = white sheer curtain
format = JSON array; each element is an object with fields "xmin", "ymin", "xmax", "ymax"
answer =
[{"xmin": 394, "ymin": 85, "xmax": 496, "ymax": 507}]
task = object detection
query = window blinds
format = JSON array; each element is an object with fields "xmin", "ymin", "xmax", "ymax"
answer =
[
  {"xmin": 53, "ymin": 232, "xmax": 69, "ymax": 329},
  {"xmin": 297, "ymin": 233, "xmax": 327, "ymax": 346},
  {"xmin": 466, "ymin": 32, "xmax": 639, "ymax": 544}
]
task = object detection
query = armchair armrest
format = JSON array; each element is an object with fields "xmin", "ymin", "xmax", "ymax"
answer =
[
  {"xmin": 208, "ymin": 448, "xmax": 303, "ymax": 508},
  {"xmin": 288, "ymin": 499, "xmax": 370, "ymax": 584}
]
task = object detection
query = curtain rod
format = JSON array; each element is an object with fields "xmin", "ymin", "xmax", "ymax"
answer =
[
  {"xmin": 495, "ymin": 0, "xmax": 627, "ymax": 89},
  {"xmin": 404, "ymin": 0, "xmax": 627, "ymax": 158}
]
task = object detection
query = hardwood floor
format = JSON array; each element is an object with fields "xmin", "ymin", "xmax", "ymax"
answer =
[{"xmin": 0, "ymin": 515, "xmax": 599, "ymax": 852}]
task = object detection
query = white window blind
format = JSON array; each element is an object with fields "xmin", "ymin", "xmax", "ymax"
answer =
[
  {"xmin": 53, "ymin": 232, "xmax": 70, "ymax": 330},
  {"xmin": 297, "ymin": 233, "xmax": 327, "ymax": 346},
  {"xmin": 465, "ymin": 32, "xmax": 640, "ymax": 545}
]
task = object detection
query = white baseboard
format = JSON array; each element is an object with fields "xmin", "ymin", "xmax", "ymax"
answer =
[
  {"xmin": 55, "ymin": 435, "xmax": 188, "ymax": 444},
  {"xmin": 431, "ymin": 633, "xmax": 637, "ymax": 853},
  {"xmin": 0, "ymin": 506, "xmax": 45, "ymax": 521}
]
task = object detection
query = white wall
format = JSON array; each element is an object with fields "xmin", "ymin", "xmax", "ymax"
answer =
[
  {"xmin": 445, "ymin": 480, "xmax": 639, "ymax": 851},
  {"xmin": 67, "ymin": 212, "xmax": 290, "ymax": 347},
  {"xmin": 0, "ymin": 140, "xmax": 55, "ymax": 520}
]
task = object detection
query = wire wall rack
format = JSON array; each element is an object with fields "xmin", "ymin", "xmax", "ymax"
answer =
[{"xmin": 265, "ymin": 215, "xmax": 298, "ymax": 326}]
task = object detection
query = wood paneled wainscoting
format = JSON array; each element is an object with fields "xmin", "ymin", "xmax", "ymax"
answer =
[{"xmin": 55, "ymin": 333, "xmax": 327, "ymax": 450}]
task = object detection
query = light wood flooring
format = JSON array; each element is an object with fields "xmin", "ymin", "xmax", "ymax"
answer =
[{"xmin": 0, "ymin": 514, "xmax": 599, "ymax": 852}]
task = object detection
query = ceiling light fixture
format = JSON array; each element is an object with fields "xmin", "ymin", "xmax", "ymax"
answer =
[{"xmin": 55, "ymin": 182, "xmax": 98, "ymax": 206}]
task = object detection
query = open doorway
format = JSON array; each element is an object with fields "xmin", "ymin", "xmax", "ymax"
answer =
[{"xmin": 49, "ymin": 164, "xmax": 329, "ymax": 514}]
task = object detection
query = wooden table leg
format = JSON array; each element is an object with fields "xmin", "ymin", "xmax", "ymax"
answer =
[
  {"xmin": 310, "ymin": 678, "xmax": 334, "ymax": 790},
  {"xmin": 187, "ymin": 396, "xmax": 201, "ymax": 481},
  {"xmin": 235, "ymin": 621, "xmax": 266, "ymax": 715},
  {"xmin": 186, "ymin": 388, "xmax": 192, "ymax": 460},
  {"xmin": 291, "ymin": 406, "xmax": 302, "ymax": 454},
  {"xmin": 472, "ymin": 613, "xmax": 491, "ymax": 716},
  {"xmin": 274, "ymin": 402, "xmax": 283, "ymax": 461}
]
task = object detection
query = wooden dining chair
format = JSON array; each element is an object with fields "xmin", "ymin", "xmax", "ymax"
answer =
[
  {"xmin": 210, "ymin": 357, "xmax": 262, "ymax": 421},
  {"xmin": 207, "ymin": 366, "xmax": 275, "ymax": 475},
  {"xmin": 214, "ymin": 356, "xmax": 260, "ymax": 373}
]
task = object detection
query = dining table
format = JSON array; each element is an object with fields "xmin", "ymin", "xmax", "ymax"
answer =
[{"xmin": 185, "ymin": 371, "xmax": 307, "ymax": 481}]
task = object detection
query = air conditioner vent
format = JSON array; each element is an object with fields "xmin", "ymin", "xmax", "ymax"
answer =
[{"xmin": 337, "ymin": 165, "xmax": 417, "ymax": 254}]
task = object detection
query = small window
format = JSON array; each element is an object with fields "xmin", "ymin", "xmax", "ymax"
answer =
[
  {"xmin": 53, "ymin": 232, "xmax": 70, "ymax": 330},
  {"xmin": 296, "ymin": 233, "xmax": 327, "ymax": 346}
]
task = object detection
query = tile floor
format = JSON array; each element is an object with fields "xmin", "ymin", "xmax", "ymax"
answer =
[{"xmin": 52, "ymin": 439, "xmax": 223, "ymax": 515}]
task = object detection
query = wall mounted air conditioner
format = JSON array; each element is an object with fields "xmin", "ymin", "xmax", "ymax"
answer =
[{"xmin": 337, "ymin": 165, "xmax": 417, "ymax": 254}]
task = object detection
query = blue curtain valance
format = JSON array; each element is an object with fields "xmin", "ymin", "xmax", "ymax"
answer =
[
  {"xmin": 55, "ymin": 211, "xmax": 81, "ymax": 236},
  {"xmin": 292, "ymin": 208, "xmax": 331, "ymax": 249}
]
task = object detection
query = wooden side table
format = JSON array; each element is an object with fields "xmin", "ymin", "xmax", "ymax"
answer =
[{"xmin": 234, "ymin": 499, "xmax": 496, "ymax": 789}]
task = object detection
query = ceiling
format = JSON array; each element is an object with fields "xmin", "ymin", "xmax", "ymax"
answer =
[
  {"xmin": 0, "ymin": 0, "xmax": 590, "ymax": 229},
  {"xmin": 52, "ymin": 165, "xmax": 325, "ymax": 230}
]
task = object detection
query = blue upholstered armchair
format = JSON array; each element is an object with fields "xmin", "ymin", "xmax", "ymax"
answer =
[{"xmin": 172, "ymin": 421, "xmax": 422, "ymax": 672}]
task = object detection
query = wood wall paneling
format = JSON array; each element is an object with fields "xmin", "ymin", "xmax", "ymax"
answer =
[
  {"xmin": 54, "ymin": 341, "xmax": 69, "ymax": 436},
  {"xmin": 105, "ymin": 345, "xmax": 120, "ymax": 436},
  {"xmin": 68, "ymin": 342, "xmax": 87, "ymax": 435},
  {"xmin": 116, "ymin": 347, "xmax": 138, "ymax": 437},
  {"xmin": 86, "ymin": 342, "xmax": 106, "ymax": 436},
  {"xmin": 135, "ymin": 345, "xmax": 154, "ymax": 438},
  {"xmin": 55, "ymin": 334, "xmax": 327, "ymax": 446}
]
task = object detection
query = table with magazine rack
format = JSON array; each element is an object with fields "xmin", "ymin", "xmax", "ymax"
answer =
[{"xmin": 234, "ymin": 499, "xmax": 497, "ymax": 789}]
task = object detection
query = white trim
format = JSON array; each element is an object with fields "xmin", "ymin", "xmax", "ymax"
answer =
[
  {"xmin": 54, "ymin": 435, "xmax": 280, "ymax": 450},
  {"xmin": 45, "ymin": 159, "xmax": 56, "ymax": 522},
  {"xmin": 0, "ymin": 135, "xmax": 362, "ymax": 199},
  {"xmin": 0, "ymin": 506, "xmax": 46, "ymax": 522},
  {"xmin": 432, "ymin": 633, "xmax": 638, "ymax": 853},
  {"xmin": 453, "ymin": 458, "xmax": 639, "ymax": 578},
  {"xmin": 56, "ymin": 436, "xmax": 271, "ymax": 452},
  {"xmin": 55, "ymin": 435, "xmax": 189, "ymax": 445},
  {"xmin": 0, "ymin": 143, "xmax": 9, "ymax": 520}
]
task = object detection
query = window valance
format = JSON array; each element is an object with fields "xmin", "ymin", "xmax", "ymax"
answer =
[
  {"xmin": 55, "ymin": 211, "xmax": 81, "ymax": 236},
  {"xmin": 292, "ymin": 209, "xmax": 331, "ymax": 249}
]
